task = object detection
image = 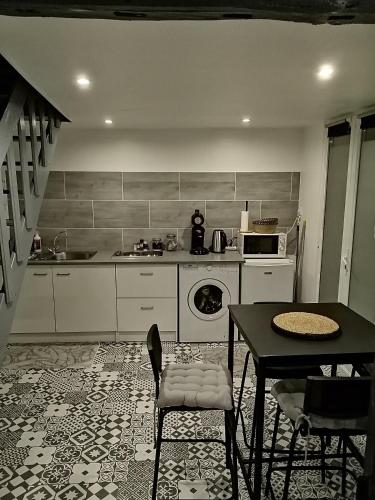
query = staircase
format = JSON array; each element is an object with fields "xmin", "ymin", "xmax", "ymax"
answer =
[{"xmin": 0, "ymin": 55, "xmax": 68, "ymax": 363}]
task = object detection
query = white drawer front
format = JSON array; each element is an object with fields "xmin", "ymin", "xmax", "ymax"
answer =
[
  {"xmin": 116, "ymin": 265, "xmax": 177, "ymax": 298},
  {"xmin": 117, "ymin": 298, "xmax": 177, "ymax": 332}
]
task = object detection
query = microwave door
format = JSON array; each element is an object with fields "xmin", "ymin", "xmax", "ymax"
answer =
[{"xmin": 244, "ymin": 235, "xmax": 279, "ymax": 255}]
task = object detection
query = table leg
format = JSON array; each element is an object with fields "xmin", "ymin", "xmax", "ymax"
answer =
[
  {"xmin": 254, "ymin": 364, "xmax": 266, "ymax": 500},
  {"xmin": 228, "ymin": 313, "xmax": 234, "ymax": 380}
]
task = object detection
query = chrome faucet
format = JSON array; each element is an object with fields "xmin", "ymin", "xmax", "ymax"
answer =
[{"xmin": 49, "ymin": 231, "xmax": 68, "ymax": 255}]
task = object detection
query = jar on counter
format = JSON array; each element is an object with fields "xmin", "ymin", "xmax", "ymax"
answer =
[
  {"xmin": 165, "ymin": 233, "xmax": 178, "ymax": 252},
  {"xmin": 152, "ymin": 238, "xmax": 163, "ymax": 250}
]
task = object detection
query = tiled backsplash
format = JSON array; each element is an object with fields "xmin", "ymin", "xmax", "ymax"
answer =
[{"xmin": 38, "ymin": 171, "xmax": 300, "ymax": 252}]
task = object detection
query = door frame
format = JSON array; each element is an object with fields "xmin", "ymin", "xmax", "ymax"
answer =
[
  {"xmin": 319, "ymin": 111, "xmax": 374, "ymax": 305},
  {"xmin": 337, "ymin": 116, "xmax": 362, "ymax": 304},
  {"xmin": 316, "ymin": 116, "xmax": 352, "ymax": 303}
]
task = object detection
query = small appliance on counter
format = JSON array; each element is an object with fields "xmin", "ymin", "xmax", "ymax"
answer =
[
  {"xmin": 210, "ymin": 229, "xmax": 227, "ymax": 254},
  {"xmin": 190, "ymin": 209, "xmax": 209, "ymax": 255},
  {"xmin": 239, "ymin": 231, "xmax": 287, "ymax": 258}
]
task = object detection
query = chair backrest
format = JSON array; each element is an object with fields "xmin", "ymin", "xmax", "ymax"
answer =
[
  {"xmin": 304, "ymin": 376, "xmax": 371, "ymax": 420},
  {"xmin": 147, "ymin": 324, "xmax": 163, "ymax": 397}
]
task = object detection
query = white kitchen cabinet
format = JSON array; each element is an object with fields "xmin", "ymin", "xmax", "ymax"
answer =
[
  {"xmin": 53, "ymin": 265, "xmax": 116, "ymax": 332},
  {"xmin": 116, "ymin": 265, "xmax": 177, "ymax": 298},
  {"xmin": 11, "ymin": 267, "xmax": 55, "ymax": 333},
  {"xmin": 117, "ymin": 298, "xmax": 177, "ymax": 332},
  {"xmin": 241, "ymin": 259, "xmax": 295, "ymax": 304},
  {"xmin": 116, "ymin": 264, "xmax": 177, "ymax": 338}
]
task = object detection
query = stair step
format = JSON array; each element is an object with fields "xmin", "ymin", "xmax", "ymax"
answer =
[
  {"xmin": 13, "ymin": 136, "xmax": 42, "ymax": 142},
  {"xmin": 2, "ymin": 161, "xmax": 41, "ymax": 167}
]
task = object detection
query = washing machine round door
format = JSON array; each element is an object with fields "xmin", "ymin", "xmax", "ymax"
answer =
[{"xmin": 188, "ymin": 279, "xmax": 231, "ymax": 321}]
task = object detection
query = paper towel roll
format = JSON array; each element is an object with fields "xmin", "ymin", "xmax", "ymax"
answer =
[{"xmin": 240, "ymin": 211, "xmax": 249, "ymax": 232}]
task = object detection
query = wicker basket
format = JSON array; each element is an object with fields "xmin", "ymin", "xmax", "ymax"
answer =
[{"xmin": 253, "ymin": 218, "xmax": 278, "ymax": 234}]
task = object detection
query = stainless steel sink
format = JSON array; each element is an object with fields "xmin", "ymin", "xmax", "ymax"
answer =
[
  {"xmin": 112, "ymin": 250, "xmax": 163, "ymax": 258},
  {"xmin": 30, "ymin": 251, "xmax": 97, "ymax": 261},
  {"xmin": 58, "ymin": 251, "xmax": 97, "ymax": 260}
]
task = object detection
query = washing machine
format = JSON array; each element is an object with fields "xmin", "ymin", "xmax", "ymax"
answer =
[{"xmin": 179, "ymin": 263, "xmax": 239, "ymax": 342}]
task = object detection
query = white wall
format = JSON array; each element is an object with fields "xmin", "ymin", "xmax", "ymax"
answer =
[
  {"xmin": 52, "ymin": 127, "xmax": 304, "ymax": 172},
  {"xmin": 299, "ymin": 124, "xmax": 327, "ymax": 302}
]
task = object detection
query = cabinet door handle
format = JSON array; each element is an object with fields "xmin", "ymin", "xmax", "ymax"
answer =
[
  {"xmin": 264, "ymin": 271, "xmax": 273, "ymax": 275},
  {"xmin": 56, "ymin": 272, "xmax": 71, "ymax": 276},
  {"xmin": 33, "ymin": 272, "xmax": 48, "ymax": 276},
  {"xmin": 140, "ymin": 306, "xmax": 154, "ymax": 311},
  {"xmin": 140, "ymin": 272, "xmax": 154, "ymax": 276}
]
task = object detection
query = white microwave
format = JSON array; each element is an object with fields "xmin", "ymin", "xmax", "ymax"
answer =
[{"xmin": 239, "ymin": 232, "xmax": 287, "ymax": 258}]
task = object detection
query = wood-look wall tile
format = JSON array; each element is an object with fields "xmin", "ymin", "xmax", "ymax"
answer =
[
  {"xmin": 38, "ymin": 200, "xmax": 93, "ymax": 228},
  {"xmin": 67, "ymin": 228, "xmax": 122, "ymax": 251},
  {"xmin": 44, "ymin": 172, "xmax": 65, "ymax": 199},
  {"xmin": 123, "ymin": 228, "xmax": 177, "ymax": 250},
  {"xmin": 94, "ymin": 201, "xmax": 149, "ymax": 228},
  {"xmin": 291, "ymin": 172, "xmax": 300, "ymax": 200},
  {"xmin": 236, "ymin": 172, "xmax": 293, "ymax": 201},
  {"xmin": 206, "ymin": 201, "xmax": 260, "ymax": 228},
  {"xmin": 261, "ymin": 201, "xmax": 299, "ymax": 226},
  {"xmin": 65, "ymin": 172, "xmax": 122, "ymax": 200},
  {"xmin": 124, "ymin": 172, "xmax": 179, "ymax": 200},
  {"xmin": 150, "ymin": 201, "xmax": 204, "ymax": 228},
  {"xmin": 180, "ymin": 172, "xmax": 235, "ymax": 200}
]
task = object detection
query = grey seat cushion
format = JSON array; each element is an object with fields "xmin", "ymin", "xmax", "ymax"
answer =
[
  {"xmin": 271, "ymin": 379, "xmax": 368, "ymax": 431},
  {"xmin": 158, "ymin": 363, "xmax": 233, "ymax": 410}
]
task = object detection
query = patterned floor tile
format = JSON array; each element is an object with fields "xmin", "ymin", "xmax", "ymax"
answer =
[
  {"xmin": 0, "ymin": 341, "xmax": 361, "ymax": 500},
  {"xmin": 86, "ymin": 482, "xmax": 117, "ymax": 499},
  {"xmin": 24, "ymin": 484, "xmax": 57, "ymax": 500},
  {"xmin": 41, "ymin": 463, "xmax": 72, "ymax": 484},
  {"xmin": 55, "ymin": 483, "xmax": 87, "ymax": 500},
  {"xmin": 179, "ymin": 479, "xmax": 210, "ymax": 499},
  {"xmin": 117, "ymin": 480, "xmax": 152, "ymax": 500}
]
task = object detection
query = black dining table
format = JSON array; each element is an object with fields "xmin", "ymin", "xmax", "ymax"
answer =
[{"xmin": 228, "ymin": 302, "xmax": 375, "ymax": 500}]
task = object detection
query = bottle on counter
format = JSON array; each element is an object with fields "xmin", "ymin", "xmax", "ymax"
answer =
[{"xmin": 33, "ymin": 232, "xmax": 42, "ymax": 254}]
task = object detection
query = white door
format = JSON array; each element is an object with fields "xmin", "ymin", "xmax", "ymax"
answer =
[
  {"xmin": 319, "ymin": 113, "xmax": 375, "ymax": 323},
  {"xmin": 347, "ymin": 124, "xmax": 375, "ymax": 322},
  {"xmin": 12, "ymin": 267, "xmax": 55, "ymax": 333},
  {"xmin": 53, "ymin": 265, "xmax": 117, "ymax": 332},
  {"xmin": 319, "ymin": 126, "xmax": 351, "ymax": 302}
]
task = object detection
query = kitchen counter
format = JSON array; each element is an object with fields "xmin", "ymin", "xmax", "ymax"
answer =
[{"xmin": 28, "ymin": 250, "xmax": 244, "ymax": 265}]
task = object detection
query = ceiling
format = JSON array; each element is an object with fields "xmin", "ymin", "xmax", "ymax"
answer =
[{"xmin": 1, "ymin": 16, "xmax": 375, "ymax": 128}]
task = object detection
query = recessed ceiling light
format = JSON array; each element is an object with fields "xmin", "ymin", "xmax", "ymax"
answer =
[
  {"xmin": 317, "ymin": 64, "xmax": 335, "ymax": 80},
  {"xmin": 76, "ymin": 76, "xmax": 91, "ymax": 88},
  {"xmin": 104, "ymin": 118, "xmax": 113, "ymax": 125},
  {"xmin": 242, "ymin": 117, "xmax": 251, "ymax": 124}
]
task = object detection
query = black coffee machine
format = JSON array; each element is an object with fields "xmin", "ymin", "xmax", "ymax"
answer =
[{"xmin": 190, "ymin": 209, "xmax": 209, "ymax": 255}]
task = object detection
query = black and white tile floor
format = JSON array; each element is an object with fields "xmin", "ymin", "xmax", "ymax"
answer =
[{"xmin": 0, "ymin": 342, "xmax": 362, "ymax": 499}]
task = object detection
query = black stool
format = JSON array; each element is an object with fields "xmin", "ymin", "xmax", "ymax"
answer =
[{"xmin": 147, "ymin": 324, "xmax": 238, "ymax": 500}]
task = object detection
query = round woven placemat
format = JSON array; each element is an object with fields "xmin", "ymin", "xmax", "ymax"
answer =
[{"xmin": 271, "ymin": 312, "xmax": 341, "ymax": 340}]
